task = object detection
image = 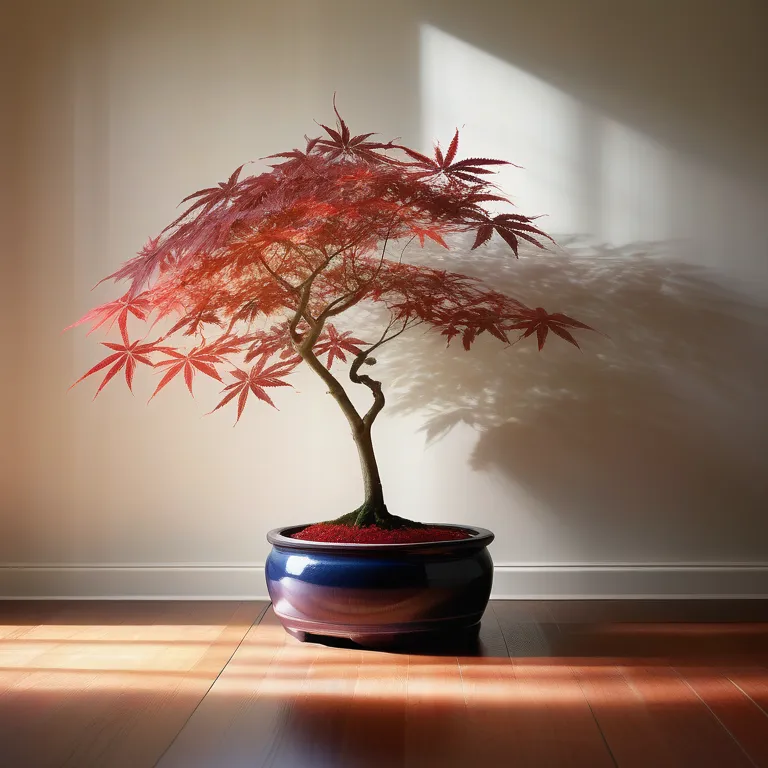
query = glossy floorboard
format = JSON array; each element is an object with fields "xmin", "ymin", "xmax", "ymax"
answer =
[{"xmin": 0, "ymin": 600, "xmax": 766, "ymax": 767}]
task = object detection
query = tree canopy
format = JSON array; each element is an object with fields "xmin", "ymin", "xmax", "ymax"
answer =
[{"xmin": 69, "ymin": 102, "xmax": 592, "ymax": 425}]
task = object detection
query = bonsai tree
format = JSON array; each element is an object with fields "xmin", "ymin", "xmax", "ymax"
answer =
[{"xmin": 68, "ymin": 102, "xmax": 592, "ymax": 537}]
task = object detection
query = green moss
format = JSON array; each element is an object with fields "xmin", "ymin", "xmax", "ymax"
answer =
[{"xmin": 327, "ymin": 500, "xmax": 426, "ymax": 530}]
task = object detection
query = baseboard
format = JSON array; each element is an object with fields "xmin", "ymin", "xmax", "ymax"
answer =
[
  {"xmin": 490, "ymin": 564, "xmax": 768, "ymax": 599},
  {"xmin": 0, "ymin": 564, "xmax": 266, "ymax": 600},
  {"xmin": 1, "ymin": 563, "xmax": 767, "ymax": 600}
]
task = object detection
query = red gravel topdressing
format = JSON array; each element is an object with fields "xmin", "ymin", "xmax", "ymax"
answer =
[{"xmin": 291, "ymin": 523, "xmax": 472, "ymax": 544}]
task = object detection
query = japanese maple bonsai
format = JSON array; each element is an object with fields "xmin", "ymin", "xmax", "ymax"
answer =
[{"xmin": 69, "ymin": 102, "xmax": 591, "ymax": 543}]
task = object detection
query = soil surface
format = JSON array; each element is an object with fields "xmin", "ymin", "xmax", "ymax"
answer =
[{"xmin": 290, "ymin": 523, "xmax": 472, "ymax": 544}]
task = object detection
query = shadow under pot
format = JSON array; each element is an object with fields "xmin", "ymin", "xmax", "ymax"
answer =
[{"xmin": 265, "ymin": 524, "xmax": 495, "ymax": 647}]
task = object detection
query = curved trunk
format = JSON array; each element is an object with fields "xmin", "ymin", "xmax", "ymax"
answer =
[
  {"xmin": 349, "ymin": 423, "xmax": 390, "ymax": 526},
  {"xmin": 295, "ymin": 339, "xmax": 397, "ymax": 527},
  {"xmin": 343, "ymin": 422, "xmax": 419, "ymax": 529}
]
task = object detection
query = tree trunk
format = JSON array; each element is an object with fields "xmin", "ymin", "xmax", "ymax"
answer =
[
  {"xmin": 294, "ymin": 340, "xmax": 395, "ymax": 527},
  {"xmin": 337, "ymin": 422, "xmax": 420, "ymax": 529},
  {"xmin": 295, "ymin": 329, "xmax": 417, "ymax": 529},
  {"xmin": 349, "ymin": 423, "xmax": 390, "ymax": 527}
]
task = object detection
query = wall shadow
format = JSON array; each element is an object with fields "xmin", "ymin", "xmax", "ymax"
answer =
[
  {"xmin": 421, "ymin": 0, "xmax": 768, "ymax": 189},
  {"xmin": 379, "ymin": 237, "xmax": 768, "ymax": 560}
]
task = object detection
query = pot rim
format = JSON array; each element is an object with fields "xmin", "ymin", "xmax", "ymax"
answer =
[{"xmin": 266, "ymin": 523, "xmax": 494, "ymax": 554}]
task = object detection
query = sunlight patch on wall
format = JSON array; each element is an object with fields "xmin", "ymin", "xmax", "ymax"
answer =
[{"xmin": 420, "ymin": 25, "xmax": 671, "ymax": 245}]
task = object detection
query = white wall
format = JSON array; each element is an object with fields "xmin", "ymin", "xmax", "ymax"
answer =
[{"xmin": 2, "ymin": 0, "xmax": 767, "ymax": 598}]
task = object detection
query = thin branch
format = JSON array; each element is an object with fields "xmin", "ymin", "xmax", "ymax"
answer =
[
  {"xmin": 398, "ymin": 235, "xmax": 417, "ymax": 264},
  {"xmin": 317, "ymin": 214, "xmax": 399, "ymax": 322},
  {"xmin": 297, "ymin": 231, "xmax": 374, "ymax": 291},
  {"xmin": 363, "ymin": 317, "xmax": 415, "ymax": 359},
  {"xmin": 298, "ymin": 335, "xmax": 363, "ymax": 431},
  {"xmin": 289, "ymin": 284, "xmax": 318, "ymax": 344},
  {"xmin": 257, "ymin": 252, "xmax": 299, "ymax": 294},
  {"xmin": 349, "ymin": 316, "xmax": 414, "ymax": 428}
]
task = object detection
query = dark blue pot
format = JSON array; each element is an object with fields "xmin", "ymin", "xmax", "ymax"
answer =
[{"xmin": 265, "ymin": 524, "xmax": 494, "ymax": 646}]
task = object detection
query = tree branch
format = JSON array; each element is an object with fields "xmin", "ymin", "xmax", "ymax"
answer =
[
  {"xmin": 349, "ymin": 317, "xmax": 415, "ymax": 428},
  {"xmin": 281, "ymin": 266, "xmax": 364, "ymax": 431},
  {"xmin": 317, "ymin": 217, "xmax": 398, "ymax": 323},
  {"xmin": 296, "ymin": 232, "xmax": 373, "ymax": 292},
  {"xmin": 300, "ymin": 339, "xmax": 363, "ymax": 432}
]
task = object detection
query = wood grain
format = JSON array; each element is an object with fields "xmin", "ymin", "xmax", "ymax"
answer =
[
  {"xmin": 0, "ymin": 600, "xmax": 265, "ymax": 768},
  {"xmin": 1, "ymin": 599, "xmax": 767, "ymax": 767},
  {"xmin": 682, "ymin": 666, "xmax": 768, "ymax": 766}
]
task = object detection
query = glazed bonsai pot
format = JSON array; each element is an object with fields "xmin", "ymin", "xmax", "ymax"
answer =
[{"xmin": 265, "ymin": 524, "xmax": 494, "ymax": 646}]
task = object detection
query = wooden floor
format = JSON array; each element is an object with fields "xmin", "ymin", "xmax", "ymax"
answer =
[{"xmin": 0, "ymin": 601, "xmax": 767, "ymax": 767}]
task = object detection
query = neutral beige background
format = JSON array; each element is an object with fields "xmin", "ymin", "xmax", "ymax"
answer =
[{"xmin": 2, "ymin": 0, "xmax": 767, "ymax": 596}]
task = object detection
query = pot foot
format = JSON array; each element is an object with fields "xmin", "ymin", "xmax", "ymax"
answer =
[{"xmin": 285, "ymin": 628, "xmax": 307, "ymax": 642}]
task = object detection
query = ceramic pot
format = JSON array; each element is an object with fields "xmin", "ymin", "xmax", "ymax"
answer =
[{"xmin": 265, "ymin": 524, "xmax": 494, "ymax": 646}]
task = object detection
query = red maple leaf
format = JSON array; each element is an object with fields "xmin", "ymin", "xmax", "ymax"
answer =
[
  {"xmin": 471, "ymin": 213, "xmax": 555, "ymax": 255},
  {"xmin": 210, "ymin": 357, "xmax": 297, "ymax": 422},
  {"xmin": 314, "ymin": 97, "xmax": 396, "ymax": 164},
  {"xmin": 400, "ymin": 129, "xmax": 510, "ymax": 184},
  {"xmin": 411, "ymin": 227, "xmax": 448, "ymax": 249},
  {"xmin": 163, "ymin": 163, "xmax": 247, "ymax": 233},
  {"xmin": 314, "ymin": 324, "xmax": 367, "ymax": 369},
  {"xmin": 507, "ymin": 308, "xmax": 595, "ymax": 350},
  {"xmin": 431, "ymin": 302, "xmax": 511, "ymax": 350},
  {"xmin": 100, "ymin": 236, "xmax": 170, "ymax": 297},
  {"xmin": 163, "ymin": 309, "xmax": 224, "ymax": 338},
  {"xmin": 70, "ymin": 332, "xmax": 164, "ymax": 397},
  {"xmin": 149, "ymin": 341, "xmax": 225, "ymax": 400},
  {"xmin": 266, "ymin": 136, "xmax": 322, "ymax": 171},
  {"xmin": 243, "ymin": 322, "xmax": 301, "ymax": 363},
  {"xmin": 65, "ymin": 292, "xmax": 152, "ymax": 338}
]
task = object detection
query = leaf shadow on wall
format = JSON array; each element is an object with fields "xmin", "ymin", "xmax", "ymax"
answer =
[{"xmin": 378, "ymin": 238, "xmax": 768, "ymax": 558}]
